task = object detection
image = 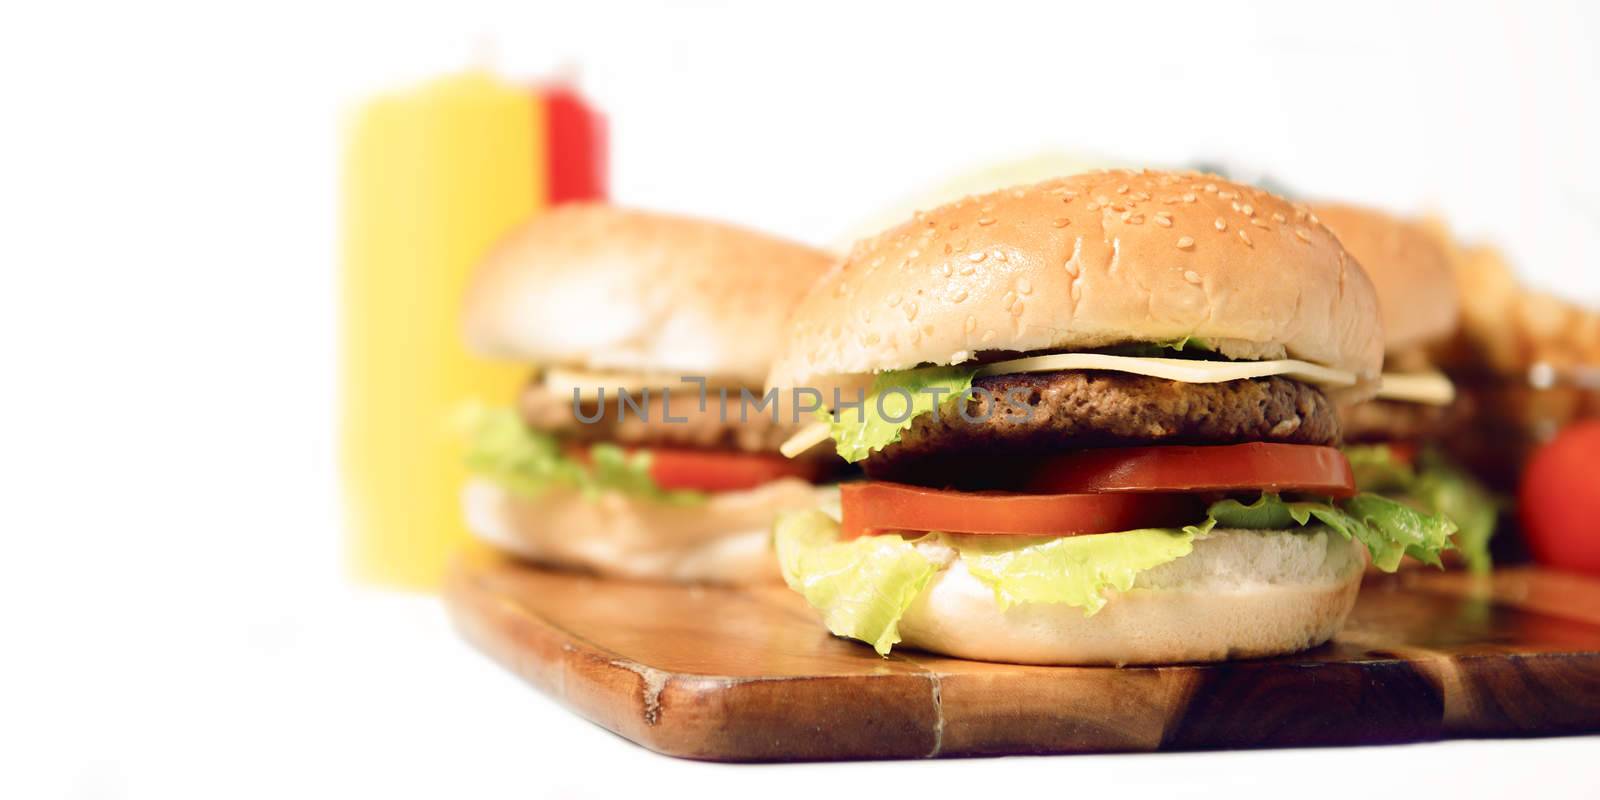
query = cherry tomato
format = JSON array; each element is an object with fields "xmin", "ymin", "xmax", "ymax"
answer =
[{"xmin": 1519, "ymin": 421, "xmax": 1600, "ymax": 575}]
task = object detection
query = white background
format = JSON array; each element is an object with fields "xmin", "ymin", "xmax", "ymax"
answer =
[{"xmin": 2, "ymin": 1, "xmax": 1598, "ymax": 798}]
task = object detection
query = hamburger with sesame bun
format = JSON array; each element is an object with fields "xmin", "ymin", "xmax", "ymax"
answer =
[
  {"xmin": 769, "ymin": 170, "xmax": 1458, "ymax": 665},
  {"xmin": 459, "ymin": 204, "xmax": 840, "ymax": 584},
  {"xmin": 1314, "ymin": 203, "xmax": 1498, "ymax": 572}
]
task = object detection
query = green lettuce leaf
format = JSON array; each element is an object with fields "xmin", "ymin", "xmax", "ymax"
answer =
[
  {"xmin": 823, "ymin": 366, "xmax": 976, "ymax": 463},
  {"xmin": 773, "ymin": 511, "xmax": 1209, "ymax": 655},
  {"xmin": 948, "ymin": 523, "xmax": 1205, "ymax": 614},
  {"xmin": 1410, "ymin": 455, "xmax": 1497, "ymax": 574},
  {"xmin": 1094, "ymin": 337, "xmax": 1216, "ymax": 359},
  {"xmin": 457, "ymin": 405, "xmax": 703, "ymax": 505},
  {"xmin": 1339, "ymin": 493, "xmax": 1457, "ymax": 570},
  {"xmin": 774, "ymin": 510, "xmax": 937, "ymax": 655},
  {"xmin": 1204, "ymin": 492, "xmax": 1457, "ymax": 572},
  {"xmin": 1343, "ymin": 444, "xmax": 1498, "ymax": 573},
  {"xmin": 1343, "ymin": 444, "xmax": 1418, "ymax": 493}
]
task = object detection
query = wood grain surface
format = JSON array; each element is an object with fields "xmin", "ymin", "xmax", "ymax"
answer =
[{"xmin": 444, "ymin": 552, "xmax": 1600, "ymax": 761}]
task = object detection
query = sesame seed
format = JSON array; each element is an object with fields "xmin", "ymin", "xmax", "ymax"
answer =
[
  {"xmin": 1184, "ymin": 270, "xmax": 1202, "ymax": 284},
  {"xmin": 1010, "ymin": 301, "xmax": 1024, "ymax": 317},
  {"xmin": 1125, "ymin": 214, "xmax": 1144, "ymax": 225},
  {"xmin": 1085, "ymin": 202, "xmax": 1101, "ymax": 211},
  {"xmin": 1218, "ymin": 190, "xmax": 1236, "ymax": 201},
  {"xmin": 982, "ymin": 329, "xmax": 997, "ymax": 343},
  {"xmin": 906, "ymin": 249, "xmax": 920, "ymax": 258},
  {"xmin": 977, "ymin": 216, "xmax": 996, "ymax": 226},
  {"xmin": 1250, "ymin": 217, "xmax": 1270, "ymax": 229},
  {"xmin": 1214, "ymin": 217, "xmax": 1227, "ymax": 231},
  {"xmin": 1053, "ymin": 217, "xmax": 1072, "ymax": 227},
  {"xmin": 968, "ymin": 251, "xmax": 986, "ymax": 262},
  {"xmin": 1241, "ymin": 204, "xmax": 1254, "ymax": 216},
  {"xmin": 1116, "ymin": 184, "xmax": 1129, "ymax": 194},
  {"xmin": 1131, "ymin": 191, "xmax": 1151, "ymax": 201},
  {"xmin": 1177, "ymin": 236, "xmax": 1196, "ymax": 249},
  {"xmin": 950, "ymin": 288, "xmax": 968, "ymax": 303},
  {"xmin": 904, "ymin": 302, "xmax": 918, "ymax": 321},
  {"xmin": 1017, "ymin": 277, "xmax": 1033, "ymax": 295},
  {"xmin": 943, "ymin": 243, "xmax": 954, "ymax": 255},
  {"xmin": 1183, "ymin": 193, "xmax": 1197, "ymax": 203},
  {"xmin": 887, "ymin": 292, "xmax": 902, "ymax": 307},
  {"xmin": 992, "ymin": 249, "xmax": 1007, "ymax": 262},
  {"xmin": 1070, "ymin": 283, "xmax": 1083, "ymax": 301},
  {"xmin": 1294, "ymin": 227, "xmax": 1311, "ymax": 242},
  {"xmin": 1064, "ymin": 258, "xmax": 1079, "ymax": 276},
  {"xmin": 938, "ymin": 263, "xmax": 952, "ymax": 277},
  {"xmin": 1272, "ymin": 212, "xmax": 1287, "ymax": 224},
  {"xmin": 1154, "ymin": 213, "xmax": 1173, "ymax": 227},
  {"xmin": 958, "ymin": 264, "xmax": 975, "ymax": 276},
  {"xmin": 1238, "ymin": 229, "xmax": 1253, "ymax": 247},
  {"xmin": 1162, "ymin": 196, "xmax": 1180, "ymax": 204},
  {"xmin": 965, "ymin": 316, "xmax": 978, "ymax": 333},
  {"xmin": 1002, "ymin": 291, "xmax": 1016, "ymax": 308},
  {"xmin": 1204, "ymin": 183, "xmax": 1218, "ymax": 193}
]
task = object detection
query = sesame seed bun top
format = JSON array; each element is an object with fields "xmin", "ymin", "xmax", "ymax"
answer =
[
  {"xmin": 1312, "ymin": 203, "xmax": 1460, "ymax": 354},
  {"xmin": 767, "ymin": 169, "xmax": 1384, "ymax": 391},
  {"xmin": 465, "ymin": 204, "xmax": 837, "ymax": 387}
]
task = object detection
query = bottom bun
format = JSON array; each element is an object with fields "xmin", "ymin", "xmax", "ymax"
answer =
[
  {"xmin": 462, "ymin": 477, "xmax": 829, "ymax": 584},
  {"xmin": 897, "ymin": 528, "xmax": 1366, "ymax": 666}
]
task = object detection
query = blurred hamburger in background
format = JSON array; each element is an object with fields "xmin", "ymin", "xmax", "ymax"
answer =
[
  {"xmin": 1314, "ymin": 203, "xmax": 1499, "ymax": 572},
  {"xmin": 458, "ymin": 204, "xmax": 839, "ymax": 583}
]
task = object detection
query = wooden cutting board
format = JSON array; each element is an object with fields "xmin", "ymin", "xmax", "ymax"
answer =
[{"xmin": 445, "ymin": 551, "xmax": 1600, "ymax": 761}]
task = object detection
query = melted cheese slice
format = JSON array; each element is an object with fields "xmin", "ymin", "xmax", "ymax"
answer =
[
  {"xmin": 1374, "ymin": 371, "xmax": 1456, "ymax": 406},
  {"xmin": 973, "ymin": 353, "xmax": 1359, "ymax": 387},
  {"xmin": 779, "ymin": 422, "xmax": 833, "ymax": 459}
]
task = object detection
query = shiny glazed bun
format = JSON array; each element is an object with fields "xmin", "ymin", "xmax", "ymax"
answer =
[
  {"xmin": 769, "ymin": 170, "xmax": 1383, "ymax": 391},
  {"xmin": 467, "ymin": 204, "xmax": 836, "ymax": 387}
]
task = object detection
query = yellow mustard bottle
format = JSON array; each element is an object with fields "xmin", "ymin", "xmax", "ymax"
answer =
[{"xmin": 340, "ymin": 71, "xmax": 545, "ymax": 590}]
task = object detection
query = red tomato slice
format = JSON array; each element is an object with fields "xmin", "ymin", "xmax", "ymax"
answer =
[
  {"xmin": 567, "ymin": 444, "xmax": 821, "ymax": 493},
  {"xmin": 840, "ymin": 481, "xmax": 1205, "ymax": 538},
  {"xmin": 645, "ymin": 448, "xmax": 822, "ymax": 493},
  {"xmin": 1019, "ymin": 443, "xmax": 1356, "ymax": 498},
  {"xmin": 1381, "ymin": 441, "xmax": 1419, "ymax": 466}
]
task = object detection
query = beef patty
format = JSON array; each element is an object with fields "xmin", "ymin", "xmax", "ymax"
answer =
[
  {"xmin": 861, "ymin": 371, "xmax": 1339, "ymax": 484},
  {"xmin": 1337, "ymin": 396, "xmax": 1469, "ymax": 444},
  {"xmin": 518, "ymin": 380, "xmax": 810, "ymax": 455}
]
